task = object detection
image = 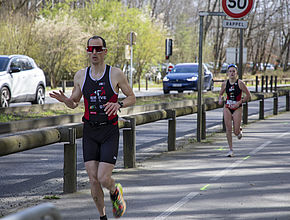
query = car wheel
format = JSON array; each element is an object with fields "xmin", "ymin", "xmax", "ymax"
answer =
[
  {"xmin": 163, "ymin": 90, "xmax": 169, "ymax": 94},
  {"xmin": 32, "ymin": 86, "xmax": 45, "ymax": 104},
  {"xmin": 0, "ymin": 87, "xmax": 10, "ymax": 107}
]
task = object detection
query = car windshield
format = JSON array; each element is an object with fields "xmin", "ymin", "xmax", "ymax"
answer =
[
  {"xmin": 0, "ymin": 57, "xmax": 9, "ymax": 71},
  {"xmin": 171, "ymin": 65, "xmax": 198, "ymax": 73}
]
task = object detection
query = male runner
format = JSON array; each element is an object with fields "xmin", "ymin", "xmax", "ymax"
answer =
[{"xmin": 50, "ymin": 36, "xmax": 136, "ymax": 219}]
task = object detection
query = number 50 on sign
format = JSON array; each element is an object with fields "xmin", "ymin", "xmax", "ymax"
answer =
[{"xmin": 222, "ymin": 0, "xmax": 254, "ymax": 19}]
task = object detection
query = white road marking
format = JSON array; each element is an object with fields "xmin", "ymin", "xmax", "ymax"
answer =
[{"xmin": 155, "ymin": 131, "xmax": 289, "ymax": 219}]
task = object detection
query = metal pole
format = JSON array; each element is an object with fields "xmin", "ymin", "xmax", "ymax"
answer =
[
  {"xmin": 197, "ymin": 15, "xmax": 204, "ymax": 142},
  {"xmin": 130, "ymin": 32, "xmax": 133, "ymax": 88},
  {"xmin": 238, "ymin": 29, "xmax": 243, "ymax": 80},
  {"xmin": 197, "ymin": 11, "xmax": 226, "ymax": 142}
]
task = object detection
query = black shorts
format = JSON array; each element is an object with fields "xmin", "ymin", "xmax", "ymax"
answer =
[{"xmin": 82, "ymin": 122, "xmax": 119, "ymax": 164}]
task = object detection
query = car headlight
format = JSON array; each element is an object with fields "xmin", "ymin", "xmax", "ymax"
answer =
[
  {"xmin": 187, "ymin": 76, "xmax": 198, "ymax": 81},
  {"xmin": 163, "ymin": 76, "xmax": 169, "ymax": 81}
]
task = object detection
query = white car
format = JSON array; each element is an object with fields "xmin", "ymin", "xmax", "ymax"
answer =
[
  {"xmin": 259, "ymin": 63, "xmax": 275, "ymax": 71},
  {"xmin": 0, "ymin": 55, "xmax": 46, "ymax": 107}
]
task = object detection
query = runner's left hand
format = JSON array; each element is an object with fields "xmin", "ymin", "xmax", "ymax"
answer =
[{"xmin": 104, "ymin": 102, "xmax": 119, "ymax": 116}]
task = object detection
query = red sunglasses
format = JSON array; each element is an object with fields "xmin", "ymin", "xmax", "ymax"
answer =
[{"xmin": 87, "ymin": 46, "xmax": 106, "ymax": 53}]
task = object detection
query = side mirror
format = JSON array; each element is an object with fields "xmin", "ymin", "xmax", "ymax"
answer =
[{"xmin": 9, "ymin": 67, "xmax": 21, "ymax": 73}]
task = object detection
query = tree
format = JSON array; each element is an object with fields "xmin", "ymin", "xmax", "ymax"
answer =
[
  {"xmin": 75, "ymin": 0, "xmax": 166, "ymax": 88},
  {"xmin": 32, "ymin": 14, "xmax": 88, "ymax": 88}
]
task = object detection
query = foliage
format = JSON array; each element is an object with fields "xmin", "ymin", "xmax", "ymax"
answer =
[
  {"xmin": 74, "ymin": 0, "xmax": 167, "ymax": 84},
  {"xmin": 31, "ymin": 14, "xmax": 89, "ymax": 88},
  {"xmin": 0, "ymin": 0, "xmax": 167, "ymax": 88},
  {"xmin": 0, "ymin": 13, "xmax": 36, "ymax": 55},
  {"xmin": 1, "ymin": 0, "xmax": 288, "ymax": 87}
]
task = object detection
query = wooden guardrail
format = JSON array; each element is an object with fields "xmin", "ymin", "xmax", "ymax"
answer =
[{"xmin": 0, "ymin": 90, "xmax": 289, "ymax": 194}]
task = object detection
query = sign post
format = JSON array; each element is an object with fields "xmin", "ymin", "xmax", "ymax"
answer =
[
  {"xmin": 197, "ymin": 11, "xmax": 226, "ymax": 142},
  {"xmin": 222, "ymin": 0, "xmax": 254, "ymax": 79},
  {"xmin": 127, "ymin": 32, "xmax": 137, "ymax": 88},
  {"xmin": 165, "ymin": 38, "xmax": 173, "ymax": 72}
]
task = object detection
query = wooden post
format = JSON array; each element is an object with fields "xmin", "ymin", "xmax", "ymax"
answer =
[
  {"xmin": 273, "ymin": 92, "xmax": 278, "ymax": 115},
  {"xmin": 62, "ymin": 80, "xmax": 66, "ymax": 93},
  {"xmin": 167, "ymin": 109, "xmax": 176, "ymax": 151},
  {"xmin": 123, "ymin": 117, "xmax": 136, "ymax": 168},
  {"xmin": 64, "ymin": 128, "xmax": 77, "ymax": 194},
  {"xmin": 265, "ymin": 75, "xmax": 268, "ymax": 93},
  {"xmin": 286, "ymin": 90, "xmax": 290, "ymax": 111},
  {"xmin": 259, "ymin": 95, "xmax": 264, "ymax": 120},
  {"xmin": 242, "ymin": 102, "xmax": 248, "ymax": 124},
  {"xmin": 274, "ymin": 76, "xmax": 277, "ymax": 91},
  {"xmin": 255, "ymin": 76, "xmax": 259, "ymax": 92},
  {"xmin": 270, "ymin": 75, "xmax": 273, "ymax": 92},
  {"xmin": 261, "ymin": 76, "xmax": 264, "ymax": 92},
  {"xmin": 202, "ymin": 104, "xmax": 206, "ymax": 140}
]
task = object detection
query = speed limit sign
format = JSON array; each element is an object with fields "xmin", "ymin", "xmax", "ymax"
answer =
[{"xmin": 222, "ymin": 0, "xmax": 254, "ymax": 19}]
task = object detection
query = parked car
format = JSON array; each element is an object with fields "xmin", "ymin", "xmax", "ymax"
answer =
[
  {"xmin": 220, "ymin": 63, "xmax": 229, "ymax": 73},
  {"xmin": 162, "ymin": 63, "xmax": 214, "ymax": 94},
  {"xmin": 0, "ymin": 55, "xmax": 46, "ymax": 107},
  {"xmin": 259, "ymin": 63, "xmax": 275, "ymax": 71}
]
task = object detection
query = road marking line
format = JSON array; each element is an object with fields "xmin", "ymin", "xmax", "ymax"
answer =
[
  {"xmin": 277, "ymin": 132, "xmax": 290, "ymax": 138},
  {"xmin": 155, "ymin": 135, "xmax": 283, "ymax": 219},
  {"xmin": 210, "ymin": 159, "xmax": 244, "ymax": 181},
  {"xmin": 200, "ymin": 184, "xmax": 210, "ymax": 191},
  {"xmin": 249, "ymin": 141, "xmax": 272, "ymax": 155},
  {"xmin": 154, "ymin": 192, "xmax": 199, "ymax": 220}
]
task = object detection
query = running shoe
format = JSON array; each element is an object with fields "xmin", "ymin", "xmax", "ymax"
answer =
[
  {"xmin": 111, "ymin": 183, "xmax": 126, "ymax": 218},
  {"xmin": 227, "ymin": 150, "xmax": 234, "ymax": 157},
  {"xmin": 237, "ymin": 128, "xmax": 243, "ymax": 140}
]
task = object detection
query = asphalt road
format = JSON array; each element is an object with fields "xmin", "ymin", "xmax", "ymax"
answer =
[
  {"xmin": 51, "ymin": 111, "xmax": 290, "ymax": 220},
  {"xmin": 1, "ymin": 91, "xmax": 289, "ymax": 218},
  {"xmin": 2, "ymin": 109, "xmax": 290, "ymax": 219}
]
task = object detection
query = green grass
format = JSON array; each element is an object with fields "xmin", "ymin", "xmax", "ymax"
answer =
[
  {"xmin": 0, "ymin": 108, "xmax": 83, "ymax": 122},
  {"xmin": 0, "ymin": 92, "xmax": 218, "ymax": 122},
  {"xmin": 0, "ymin": 114, "xmax": 22, "ymax": 122}
]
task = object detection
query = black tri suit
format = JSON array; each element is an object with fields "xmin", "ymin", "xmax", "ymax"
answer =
[
  {"xmin": 225, "ymin": 79, "xmax": 242, "ymax": 114},
  {"xmin": 81, "ymin": 65, "xmax": 119, "ymax": 164}
]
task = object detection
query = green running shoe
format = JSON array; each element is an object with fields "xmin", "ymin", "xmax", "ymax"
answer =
[{"xmin": 111, "ymin": 183, "xmax": 126, "ymax": 218}]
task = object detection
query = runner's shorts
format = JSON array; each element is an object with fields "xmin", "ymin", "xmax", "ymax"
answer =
[{"xmin": 82, "ymin": 122, "xmax": 119, "ymax": 164}]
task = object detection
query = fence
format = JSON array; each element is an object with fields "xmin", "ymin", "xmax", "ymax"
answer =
[
  {"xmin": 0, "ymin": 90, "xmax": 289, "ymax": 194},
  {"xmin": 60, "ymin": 76, "xmax": 290, "ymax": 93}
]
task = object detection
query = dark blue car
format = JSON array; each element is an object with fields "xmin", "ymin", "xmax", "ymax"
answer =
[{"xmin": 162, "ymin": 63, "xmax": 214, "ymax": 94}]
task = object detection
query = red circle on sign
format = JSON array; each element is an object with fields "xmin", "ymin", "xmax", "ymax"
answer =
[{"xmin": 222, "ymin": 0, "xmax": 254, "ymax": 18}]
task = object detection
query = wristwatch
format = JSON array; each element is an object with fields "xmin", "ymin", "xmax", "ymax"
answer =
[{"xmin": 118, "ymin": 101, "xmax": 124, "ymax": 108}]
